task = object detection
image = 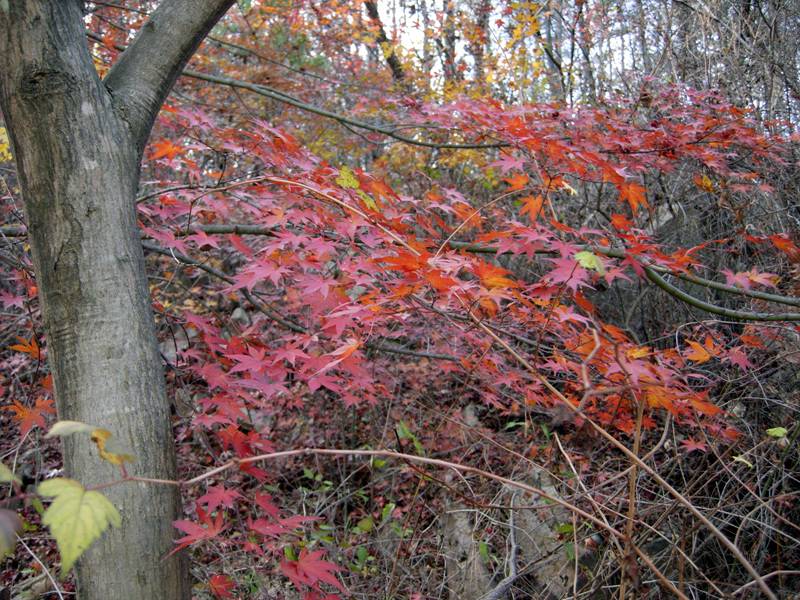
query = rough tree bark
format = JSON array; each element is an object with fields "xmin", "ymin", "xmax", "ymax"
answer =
[{"xmin": 0, "ymin": 1, "xmax": 234, "ymax": 598}]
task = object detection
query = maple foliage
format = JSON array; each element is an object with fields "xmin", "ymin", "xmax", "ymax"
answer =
[
  {"xmin": 280, "ymin": 548, "xmax": 344, "ymax": 597},
  {"xmin": 1, "ymin": 1, "xmax": 799, "ymax": 598},
  {"xmin": 7, "ymin": 397, "xmax": 55, "ymax": 438}
]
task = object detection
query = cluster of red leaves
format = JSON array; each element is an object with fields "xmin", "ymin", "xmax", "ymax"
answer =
[
  {"xmin": 112, "ymin": 86, "xmax": 800, "ymax": 593},
  {"xmin": 2, "ymin": 70, "xmax": 797, "ymax": 596}
]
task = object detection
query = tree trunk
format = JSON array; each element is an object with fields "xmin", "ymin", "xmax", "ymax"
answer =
[{"xmin": 0, "ymin": 1, "xmax": 234, "ymax": 597}]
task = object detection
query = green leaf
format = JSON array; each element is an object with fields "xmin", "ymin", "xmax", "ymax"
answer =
[
  {"xmin": 38, "ymin": 478, "xmax": 121, "ymax": 575},
  {"xmin": 283, "ymin": 545, "xmax": 297, "ymax": 561},
  {"xmin": 355, "ymin": 516, "xmax": 374, "ymax": 533},
  {"xmin": 357, "ymin": 190, "xmax": 378, "ymax": 211},
  {"xmin": 478, "ymin": 540, "xmax": 490, "ymax": 563},
  {"xmin": 380, "ymin": 502, "xmax": 396, "ymax": 524},
  {"xmin": 0, "ymin": 462, "xmax": 20, "ymax": 486},
  {"xmin": 31, "ymin": 497, "xmax": 45, "ymax": 516},
  {"xmin": 396, "ymin": 421, "xmax": 425, "ymax": 456},
  {"xmin": 0, "ymin": 509, "xmax": 22, "ymax": 558},
  {"xmin": 555, "ymin": 522, "xmax": 575, "ymax": 535},
  {"xmin": 733, "ymin": 455, "xmax": 753, "ymax": 469},
  {"xmin": 574, "ymin": 251, "xmax": 605, "ymax": 275},
  {"xmin": 564, "ymin": 541, "xmax": 576, "ymax": 561},
  {"xmin": 766, "ymin": 427, "xmax": 788, "ymax": 438}
]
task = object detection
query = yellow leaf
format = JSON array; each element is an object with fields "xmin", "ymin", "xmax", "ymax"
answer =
[
  {"xmin": 0, "ymin": 462, "xmax": 20, "ymax": 486},
  {"xmin": 38, "ymin": 478, "xmax": 121, "ymax": 575},
  {"xmin": 627, "ymin": 346, "xmax": 650, "ymax": 359},
  {"xmin": 45, "ymin": 421, "xmax": 135, "ymax": 465},
  {"xmin": 693, "ymin": 173, "xmax": 714, "ymax": 192},
  {"xmin": 45, "ymin": 420, "xmax": 97, "ymax": 438},
  {"xmin": 0, "ymin": 127, "xmax": 12, "ymax": 162},
  {"xmin": 335, "ymin": 166, "xmax": 360, "ymax": 190},
  {"xmin": 766, "ymin": 427, "xmax": 787, "ymax": 438},
  {"xmin": 90, "ymin": 428, "xmax": 135, "ymax": 466},
  {"xmin": 574, "ymin": 251, "xmax": 605, "ymax": 275}
]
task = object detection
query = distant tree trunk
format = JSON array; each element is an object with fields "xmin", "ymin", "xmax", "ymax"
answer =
[
  {"xmin": 364, "ymin": 0, "xmax": 406, "ymax": 83},
  {"xmin": 466, "ymin": 0, "xmax": 491, "ymax": 86},
  {"xmin": 437, "ymin": 0, "xmax": 462, "ymax": 86},
  {"xmin": 0, "ymin": 1, "xmax": 234, "ymax": 598}
]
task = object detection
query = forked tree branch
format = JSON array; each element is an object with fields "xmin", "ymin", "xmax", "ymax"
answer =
[{"xmin": 103, "ymin": 0, "xmax": 236, "ymax": 153}]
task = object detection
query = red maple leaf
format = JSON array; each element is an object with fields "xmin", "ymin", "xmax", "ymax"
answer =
[
  {"xmin": 171, "ymin": 509, "xmax": 225, "ymax": 554},
  {"xmin": 208, "ymin": 574, "xmax": 234, "ymax": 599},
  {"xmin": 280, "ymin": 548, "xmax": 344, "ymax": 593},
  {"xmin": 680, "ymin": 438, "xmax": 708, "ymax": 454},
  {"xmin": 197, "ymin": 485, "xmax": 243, "ymax": 512},
  {"xmin": 545, "ymin": 256, "xmax": 589, "ymax": 292},
  {"xmin": 489, "ymin": 153, "xmax": 525, "ymax": 174}
]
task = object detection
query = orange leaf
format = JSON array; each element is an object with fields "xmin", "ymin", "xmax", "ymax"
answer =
[
  {"xmin": 474, "ymin": 262, "xmax": 517, "ymax": 289},
  {"xmin": 6, "ymin": 397, "xmax": 55, "ymax": 438},
  {"xmin": 703, "ymin": 335, "xmax": 722, "ymax": 357},
  {"xmin": 378, "ymin": 250, "xmax": 428, "ymax": 273},
  {"xmin": 618, "ymin": 182, "xmax": 648, "ymax": 214},
  {"xmin": 150, "ymin": 139, "xmax": 183, "ymax": 161},
  {"xmin": 685, "ymin": 340, "xmax": 711, "ymax": 363},
  {"xmin": 452, "ymin": 202, "xmax": 482, "ymax": 231},
  {"xmin": 610, "ymin": 213, "xmax": 633, "ymax": 231},
  {"xmin": 769, "ymin": 234, "xmax": 800, "ymax": 262},
  {"xmin": 9, "ymin": 336, "xmax": 40, "ymax": 360},
  {"xmin": 739, "ymin": 333, "xmax": 764, "ymax": 348},
  {"xmin": 693, "ymin": 173, "xmax": 714, "ymax": 192},
  {"xmin": 690, "ymin": 395, "xmax": 723, "ymax": 417},
  {"xmin": 519, "ymin": 195, "xmax": 544, "ymax": 220},
  {"xmin": 504, "ymin": 173, "xmax": 529, "ymax": 191},
  {"xmin": 627, "ymin": 346, "xmax": 650, "ymax": 359},
  {"xmin": 316, "ymin": 339, "xmax": 362, "ymax": 375},
  {"xmin": 424, "ymin": 269, "xmax": 458, "ymax": 292}
]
